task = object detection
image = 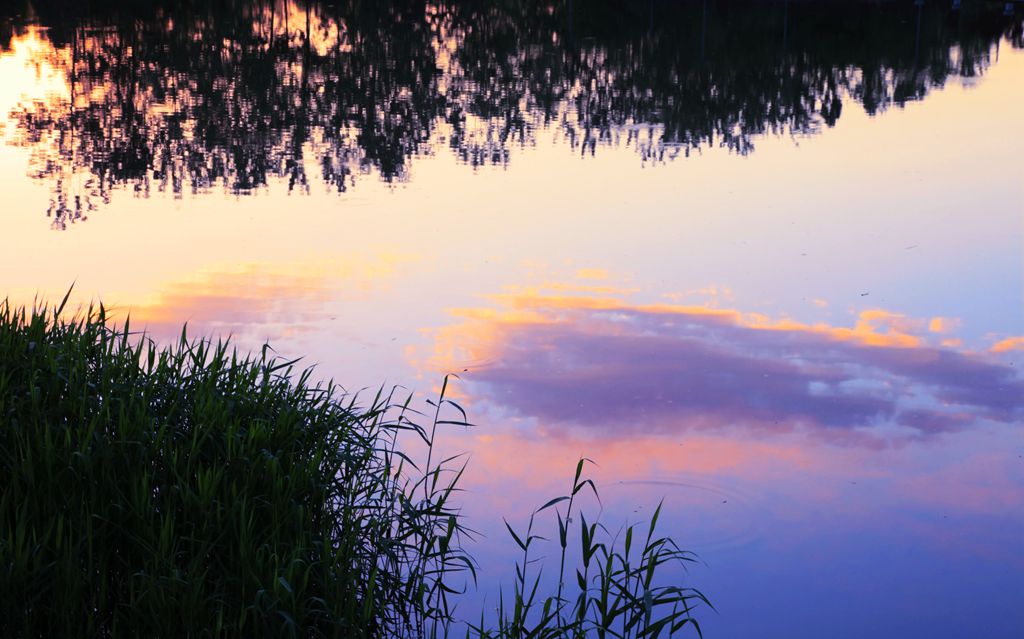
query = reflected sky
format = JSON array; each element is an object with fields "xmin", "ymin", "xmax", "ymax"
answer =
[
  {"xmin": 419, "ymin": 286, "xmax": 1023, "ymax": 445},
  {"xmin": 1, "ymin": 2, "xmax": 1023, "ymax": 638}
]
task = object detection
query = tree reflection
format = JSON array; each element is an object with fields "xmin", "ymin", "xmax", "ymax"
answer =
[{"xmin": 2, "ymin": 0, "xmax": 1020, "ymax": 227}]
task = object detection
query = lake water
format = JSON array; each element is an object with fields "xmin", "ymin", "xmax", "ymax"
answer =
[{"xmin": 2, "ymin": 1, "xmax": 1022, "ymax": 637}]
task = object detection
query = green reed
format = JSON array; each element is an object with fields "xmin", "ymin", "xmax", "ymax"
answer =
[
  {"xmin": 469, "ymin": 457, "xmax": 710, "ymax": 639},
  {"xmin": 0, "ymin": 295, "xmax": 708, "ymax": 637}
]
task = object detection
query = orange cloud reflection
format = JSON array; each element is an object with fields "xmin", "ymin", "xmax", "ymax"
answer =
[
  {"xmin": 117, "ymin": 262, "xmax": 335, "ymax": 342},
  {"xmin": 114, "ymin": 255, "xmax": 413, "ymax": 341},
  {"xmin": 419, "ymin": 285, "xmax": 1024, "ymax": 447},
  {"xmin": 0, "ymin": 253, "xmax": 417, "ymax": 351},
  {"xmin": 991, "ymin": 336, "xmax": 1024, "ymax": 353}
]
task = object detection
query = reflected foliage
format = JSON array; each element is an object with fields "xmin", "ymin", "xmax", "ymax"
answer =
[{"xmin": 2, "ymin": 0, "xmax": 1021, "ymax": 227}]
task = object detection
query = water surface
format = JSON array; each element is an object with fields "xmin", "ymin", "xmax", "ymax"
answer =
[{"xmin": 1, "ymin": 1, "xmax": 1022, "ymax": 637}]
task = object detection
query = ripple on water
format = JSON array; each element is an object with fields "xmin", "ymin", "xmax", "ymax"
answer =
[{"xmin": 605, "ymin": 477, "xmax": 768, "ymax": 554}]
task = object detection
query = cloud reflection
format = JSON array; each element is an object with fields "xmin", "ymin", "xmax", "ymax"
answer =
[
  {"xmin": 424, "ymin": 288, "xmax": 1024, "ymax": 445},
  {"xmin": 85, "ymin": 253, "xmax": 416, "ymax": 346},
  {"xmin": 118, "ymin": 263, "xmax": 333, "ymax": 341}
]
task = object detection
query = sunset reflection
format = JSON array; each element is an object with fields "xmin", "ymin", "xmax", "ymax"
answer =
[
  {"xmin": 112, "ymin": 262, "xmax": 343, "ymax": 342},
  {"xmin": 2, "ymin": 252, "xmax": 419, "ymax": 363},
  {"xmin": 419, "ymin": 284, "xmax": 1023, "ymax": 447},
  {"xmin": 2, "ymin": 1, "xmax": 1022, "ymax": 636}
]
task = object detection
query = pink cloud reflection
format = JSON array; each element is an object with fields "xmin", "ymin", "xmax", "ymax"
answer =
[{"xmin": 421, "ymin": 291, "xmax": 1024, "ymax": 447}]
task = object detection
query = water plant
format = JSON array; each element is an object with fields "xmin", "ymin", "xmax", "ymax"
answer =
[
  {"xmin": 0, "ymin": 295, "xmax": 708, "ymax": 637},
  {"xmin": 469, "ymin": 459, "xmax": 709, "ymax": 639}
]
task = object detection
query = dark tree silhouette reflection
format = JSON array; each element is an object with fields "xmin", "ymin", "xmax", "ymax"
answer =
[{"xmin": 2, "ymin": 0, "xmax": 1020, "ymax": 227}]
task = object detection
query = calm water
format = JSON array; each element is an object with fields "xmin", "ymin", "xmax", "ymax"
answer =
[{"xmin": 2, "ymin": 1, "xmax": 1023, "ymax": 636}]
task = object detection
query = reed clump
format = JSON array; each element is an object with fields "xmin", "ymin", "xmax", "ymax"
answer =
[{"xmin": 0, "ymin": 296, "xmax": 708, "ymax": 638}]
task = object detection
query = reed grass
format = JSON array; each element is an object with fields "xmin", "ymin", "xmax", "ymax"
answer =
[
  {"xmin": 0, "ymin": 295, "xmax": 708, "ymax": 637},
  {"xmin": 470, "ymin": 459, "xmax": 710, "ymax": 639}
]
